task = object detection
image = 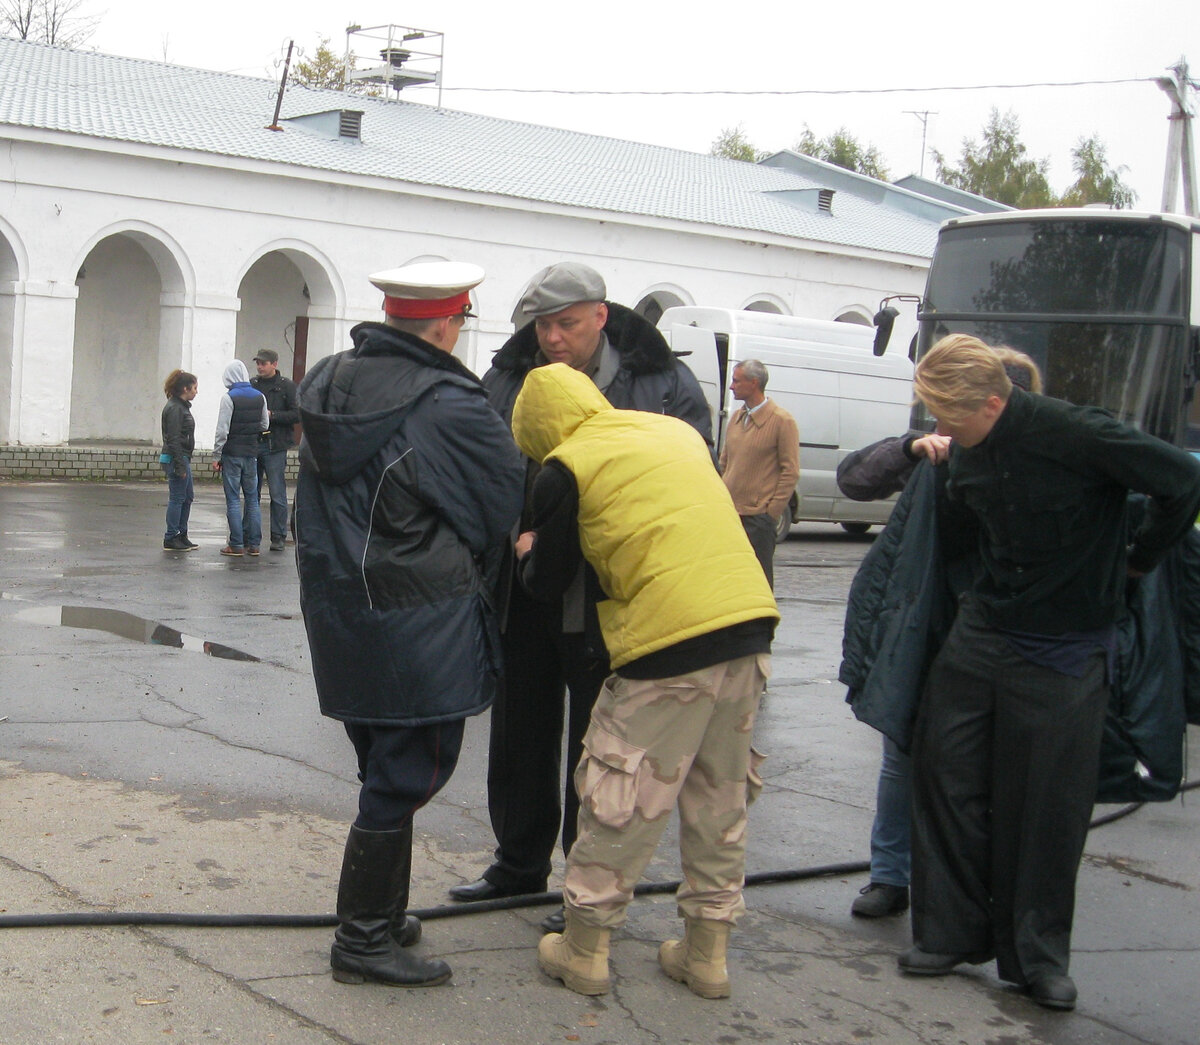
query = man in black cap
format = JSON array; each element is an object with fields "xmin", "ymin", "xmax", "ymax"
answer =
[
  {"xmin": 449, "ymin": 262, "xmax": 711, "ymax": 930},
  {"xmin": 295, "ymin": 261, "xmax": 524, "ymax": 989},
  {"xmin": 249, "ymin": 348, "xmax": 299, "ymax": 552}
]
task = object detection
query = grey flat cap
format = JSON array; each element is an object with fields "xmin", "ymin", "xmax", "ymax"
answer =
[{"xmin": 517, "ymin": 263, "xmax": 607, "ymax": 318}]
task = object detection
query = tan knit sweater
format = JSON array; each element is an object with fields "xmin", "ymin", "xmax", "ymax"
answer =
[{"xmin": 719, "ymin": 398, "xmax": 800, "ymax": 518}]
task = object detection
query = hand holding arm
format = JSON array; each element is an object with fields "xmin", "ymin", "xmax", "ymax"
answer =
[{"xmin": 910, "ymin": 434, "xmax": 953, "ymax": 465}]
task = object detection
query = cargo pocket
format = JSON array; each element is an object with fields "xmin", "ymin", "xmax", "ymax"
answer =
[
  {"xmin": 746, "ymin": 746, "xmax": 767, "ymax": 806},
  {"xmin": 755, "ymin": 653, "xmax": 772, "ymax": 682},
  {"xmin": 576, "ymin": 725, "xmax": 647, "ymax": 830}
]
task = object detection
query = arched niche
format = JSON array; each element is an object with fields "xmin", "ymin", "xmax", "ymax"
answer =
[
  {"xmin": 634, "ymin": 287, "xmax": 689, "ymax": 327},
  {"xmin": 237, "ymin": 244, "xmax": 342, "ymax": 384},
  {"xmin": 69, "ymin": 229, "xmax": 188, "ymax": 443}
]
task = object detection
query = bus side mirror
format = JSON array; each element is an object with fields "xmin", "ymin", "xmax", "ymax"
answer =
[{"xmin": 873, "ymin": 307, "xmax": 899, "ymax": 356}]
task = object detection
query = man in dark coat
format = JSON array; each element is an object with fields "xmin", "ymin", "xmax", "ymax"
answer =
[
  {"xmin": 295, "ymin": 262, "xmax": 524, "ymax": 989},
  {"xmin": 449, "ymin": 263, "xmax": 711, "ymax": 930},
  {"xmin": 249, "ymin": 348, "xmax": 299, "ymax": 552}
]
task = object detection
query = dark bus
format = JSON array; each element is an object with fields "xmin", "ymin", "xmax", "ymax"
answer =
[{"xmin": 910, "ymin": 209, "xmax": 1200, "ymax": 446}]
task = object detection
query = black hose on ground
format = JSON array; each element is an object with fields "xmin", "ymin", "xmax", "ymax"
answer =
[{"xmin": 0, "ymin": 782, "xmax": 1193, "ymax": 930}]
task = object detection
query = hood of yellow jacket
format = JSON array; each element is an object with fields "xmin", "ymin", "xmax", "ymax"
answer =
[{"xmin": 511, "ymin": 362, "xmax": 613, "ymax": 464}]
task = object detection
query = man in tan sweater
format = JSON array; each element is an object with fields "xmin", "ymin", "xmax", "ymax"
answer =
[{"xmin": 719, "ymin": 360, "xmax": 800, "ymax": 587}]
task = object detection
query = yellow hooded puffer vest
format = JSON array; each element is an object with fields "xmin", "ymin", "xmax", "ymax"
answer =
[{"xmin": 512, "ymin": 364, "xmax": 778, "ymax": 669}]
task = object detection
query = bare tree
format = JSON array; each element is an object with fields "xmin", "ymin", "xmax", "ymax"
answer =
[{"xmin": 1, "ymin": 0, "xmax": 101, "ymax": 48}]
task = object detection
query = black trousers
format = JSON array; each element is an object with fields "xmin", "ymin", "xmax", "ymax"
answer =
[
  {"xmin": 910, "ymin": 601, "xmax": 1107, "ymax": 984},
  {"xmin": 740, "ymin": 512, "xmax": 776, "ymax": 589},
  {"xmin": 484, "ymin": 582, "xmax": 610, "ymax": 890},
  {"xmin": 345, "ymin": 719, "xmax": 465, "ymax": 832}
]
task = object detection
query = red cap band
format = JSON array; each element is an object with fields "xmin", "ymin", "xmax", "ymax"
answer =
[{"xmin": 383, "ymin": 291, "xmax": 472, "ymax": 319}]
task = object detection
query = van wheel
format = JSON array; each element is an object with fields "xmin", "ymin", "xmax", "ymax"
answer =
[
  {"xmin": 774, "ymin": 510, "xmax": 792, "ymax": 544},
  {"xmin": 840, "ymin": 522, "xmax": 871, "ymax": 535}
]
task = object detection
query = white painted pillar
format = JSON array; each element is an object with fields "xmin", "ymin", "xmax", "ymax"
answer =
[
  {"xmin": 14, "ymin": 280, "xmax": 78, "ymax": 445},
  {"xmin": 187, "ymin": 293, "xmax": 240, "ymax": 452},
  {"xmin": 0, "ymin": 282, "xmax": 18, "ymax": 442}
]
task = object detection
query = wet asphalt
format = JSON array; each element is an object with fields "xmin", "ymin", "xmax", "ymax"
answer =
[{"xmin": 0, "ymin": 480, "xmax": 1196, "ymax": 1045}]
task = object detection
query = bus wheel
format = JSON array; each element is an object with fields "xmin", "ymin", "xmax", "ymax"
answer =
[{"xmin": 841, "ymin": 522, "xmax": 871, "ymax": 535}]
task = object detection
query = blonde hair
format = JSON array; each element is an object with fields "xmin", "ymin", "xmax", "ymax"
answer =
[
  {"xmin": 992, "ymin": 345, "xmax": 1044, "ymax": 394},
  {"xmin": 914, "ymin": 334, "xmax": 1013, "ymax": 421}
]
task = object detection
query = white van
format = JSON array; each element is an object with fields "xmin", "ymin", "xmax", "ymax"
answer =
[{"xmin": 658, "ymin": 307, "xmax": 914, "ymax": 537}]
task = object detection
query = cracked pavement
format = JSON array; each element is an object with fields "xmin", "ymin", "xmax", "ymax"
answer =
[{"xmin": 0, "ymin": 481, "xmax": 1196, "ymax": 1044}]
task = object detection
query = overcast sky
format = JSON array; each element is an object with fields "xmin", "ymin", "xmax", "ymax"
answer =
[{"xmin": 85, "ymin": 0, "xmax": 1195, "ymax": 210}]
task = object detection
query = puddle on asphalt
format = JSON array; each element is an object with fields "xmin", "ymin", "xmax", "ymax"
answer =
[{"xmin": 13, "ymin": 604, "xmax": 260, "ymax": 662}]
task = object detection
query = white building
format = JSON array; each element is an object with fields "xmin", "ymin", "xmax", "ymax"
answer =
[{"xmin": 0, "ymin": 36, "xmax": 973, "ymax": 453}]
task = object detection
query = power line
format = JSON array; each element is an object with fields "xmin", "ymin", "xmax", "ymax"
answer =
[{"xmin": 438, "ymin": 76, "xmax": 1157, "ymax": 97}]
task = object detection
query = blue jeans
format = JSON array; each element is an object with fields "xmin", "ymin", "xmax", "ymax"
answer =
[
  {"xmin": 221, "ymin": 455, "xmax": 261, "ymax": 550},
  {"xmin": 249, "ymin": 444, "xmax": 289, "ymax": 542},
  {"xmin": 869, "ymin": 735, "xmax": 911, "ymax": 887},
  {"xmin": 162, "ymin": 459, "xmax": 193, "ymax": 540}
]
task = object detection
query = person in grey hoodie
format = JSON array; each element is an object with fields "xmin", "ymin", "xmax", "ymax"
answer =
[{"xmin": 212, "ymin": 360, "xmax": 269, "ymax": 556}]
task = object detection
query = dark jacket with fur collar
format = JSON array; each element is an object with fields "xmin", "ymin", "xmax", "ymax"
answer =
[{"xmin": 481, "ymin": 302, "xmax": 711, "ymax": 445}]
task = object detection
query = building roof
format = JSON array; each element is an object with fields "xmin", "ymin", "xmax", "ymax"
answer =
[
  {"xmin": 0, "ymin": 36, "xmax": 942, "ymax": 260},
  {"xmin": 892, "ymin": 175, "xmax": 1012, "ymax": 214}
]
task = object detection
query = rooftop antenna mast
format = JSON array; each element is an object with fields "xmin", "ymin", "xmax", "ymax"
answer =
[
  {"xmin": 266, "ymin": 39, "xmax": 294, "ymax": 132},
  {"xmin": 904, "ymin": 110, "xmax": 937, "ymax": 178},
  {"xmin": 344, "ymin": 24, "xmax": 443, "ymax": 107}
]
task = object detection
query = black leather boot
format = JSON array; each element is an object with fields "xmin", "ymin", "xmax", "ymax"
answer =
[
  {"xmin": 389, "ymin": 821, "xmax": 422, "ymax": 948},
  {"xmin": 330, "ymin": 825, "xmax": 450, "ymax": 987}
]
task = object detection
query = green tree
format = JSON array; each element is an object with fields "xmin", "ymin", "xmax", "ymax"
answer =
[
  {"xmin": 711, "ymin": 125, "xmax": 767, "ymax": 163},
  {"xmin": 933, "ymin": 109, "xmax": 1055, "ymax": 209},
  {"xmin": 290, "ymin": 38, "xmax": 347, "ymax": 91},
  {"xmin": 1, "ymin": 0, "xmax": 98, "ymax": 47},
  {"xmin": 794, "ymin": 125, "xmax": 889, "ymax": 180},
  {"xmin": 1058, "ymin": 135, "xmax": 1137, "ymax": 209}
]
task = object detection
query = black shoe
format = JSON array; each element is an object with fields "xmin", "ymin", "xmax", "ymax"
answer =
[
  {"xmin": 540, "ymin": 906, "xmax": 565, "ymax": 934},
  {"xmin": 1027, "ymin": 973, "xmax": 1076, "ymax": 1011},
  {"xmin": 851, "ymin": 882, "xmax": 909, "ymax": 918},
  {"xmin": 179, "ymin": 534, "xmax": 200, "ymax": 549},
  {"xmin": 163, "ymin": 535, "xmax": 195, "ymax": 551},
  {"xmin": 898, "ymin": 946, "xmax": 992, "ymax": 976},
  {"xmin": 331, "ymin": 825, "xmax": 451, "ymax": 988},
  {"xmin": 448, "ymin": 877, "xmax": 547, "ymax": 903},
  {"xmin": 270, "ymin": 537, "xmax": 285, "ymax": 552}
]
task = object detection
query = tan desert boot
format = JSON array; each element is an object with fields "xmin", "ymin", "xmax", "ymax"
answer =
[
  {"xmin": 537, "ymin": 910, "xmax": 611, "ymax": 995},
  {"xmin": 658, "ymin": 917, "xmax": 732, "ymax": 999}
]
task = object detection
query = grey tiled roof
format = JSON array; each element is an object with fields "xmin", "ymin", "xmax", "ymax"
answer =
[{"xmin": 0, "ymin": 37, "xmax": 938, "ymax": 259}]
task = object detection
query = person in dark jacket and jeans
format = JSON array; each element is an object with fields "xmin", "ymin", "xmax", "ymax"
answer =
[
  {"xmin": 899, "ymin": 334, "xmax": 1200, "ymax": 1011},
  {"xmin": 295, "ymin": 261, "xmax": 523, "ymax": 989},
  {"xmin": 212, "ymin": 359, "xmax": 269, "ymax": 556},
  {"xmin": 449, "ymin": 262, "xmax": 711, "ymax": 935},
  {"xmin": 160, "ymin": 368, "xmax": 198, "ymax": 551},
  {"xmin": 249, "ymin": 348, "xmax": 299, "ymax": 552},
  {"xmin": 838, "ymin": 348, "xmax": 1041, "ymax": 921}
]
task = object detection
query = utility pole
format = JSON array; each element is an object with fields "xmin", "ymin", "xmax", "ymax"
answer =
[
  {"xmin": 904, "ymin": 110, "xmax": 937, "ymax": 178},
  {"xmin": 1156, "ymin": 56, "xmax": 1197, "ymax": 216}
]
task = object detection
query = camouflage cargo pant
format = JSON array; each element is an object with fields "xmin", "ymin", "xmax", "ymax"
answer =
[{"xmin": 563, "ymin": 652, "xmax": 769, "ymax": 930}]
